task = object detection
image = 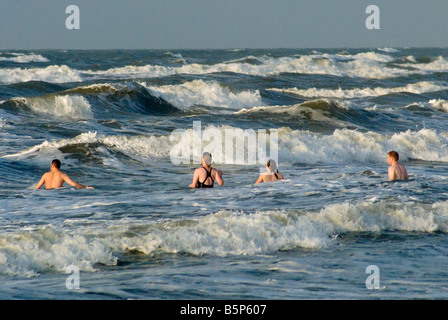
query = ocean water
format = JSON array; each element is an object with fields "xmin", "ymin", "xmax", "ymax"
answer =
[{"xmin": 1, "ymin": 48, "xmax": 448, "ymax": 300}]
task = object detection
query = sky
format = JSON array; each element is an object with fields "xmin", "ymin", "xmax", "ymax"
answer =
[{"xmin": 0, "ymin": 0, "xmax": 447, "ymax": 50}]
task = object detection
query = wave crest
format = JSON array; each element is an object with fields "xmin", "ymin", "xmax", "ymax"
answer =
[{"xmin": 2, "ymin": 199, "xmax": 448, "ymax": 276}]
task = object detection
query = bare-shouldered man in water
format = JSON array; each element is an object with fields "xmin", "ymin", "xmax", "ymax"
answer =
[
  {"xmin": 35, "ymin": 159, "xmax": 94, "ymax": 190},
  {"xmin": 387, "ymin": 151, "xmax": 409, "ymax": 181}
]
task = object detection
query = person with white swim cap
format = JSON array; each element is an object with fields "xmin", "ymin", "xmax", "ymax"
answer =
[
  {"xmin": 255, "ymin": 159, "xmax": 284, "ymax": 184},
  {"xmin": 189, "ymin": 152, "xmax": 224, "ymax": 188}
]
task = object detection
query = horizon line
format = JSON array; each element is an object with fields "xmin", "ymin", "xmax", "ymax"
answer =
[{"xmin": 1, "ymin": 46, "xmax": 448, "ymax": 51}]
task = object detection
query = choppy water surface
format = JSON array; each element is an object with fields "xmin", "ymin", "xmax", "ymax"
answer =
[{"xmin": 1, "ymin": 48, "xmax": 448, "ymax": 299}]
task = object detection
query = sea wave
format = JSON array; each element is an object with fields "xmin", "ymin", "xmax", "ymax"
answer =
[
  {"xmin": 401, "ymin": 55, "xmax": 448, "ymax": 72},
  {"xmin": 1, "ymin": 82, "xmax": 178, "ymax": 118},
  {"xmin": 267, "ymin": 81, "xmax": 448, "ymax": 99},
  {"xmin": 377, "ymin": 47, "xmax": 401, "ymax": 53},
  {"xmin": 2, "ymin": 131, "xmax": 173, "ymax": 165},
  {"xmin": 0, "ymin": 52, "xmax": 50, "ymax": 63},
  {"xmin": 82, "ymin": 51, "xmax": 409, "ymax": 80},
  {"xmin": 0, "ymin": 51, "xmax": 440, "ymax": 86},
  {"xmin": 141, "ymin": 79, "xmax": 264, "ymax": 111},
  {"xmin": 277, "ymin": 127, "xmax": 448, "ymax": 164},
  {"xmin": 5, "ymin": 127, "xmax": 448, "ymax": 166},
  {"xmin": 428, "ymin": 99, "xmax": 448, "ymax": 112},
  {"xmin": 1, "ymin": 199, "xmax": 448, "ymax": 276},
  {"xmin": 9, "ymin": 95, "xmax": 93, "ymax": 120},
  {"xmin": 236, "ymin": 99, "xmax": 353, "ymax": 127},
  {"xmin": 0, "ymin": 65, "xmax": 81, "ymax": 85}
]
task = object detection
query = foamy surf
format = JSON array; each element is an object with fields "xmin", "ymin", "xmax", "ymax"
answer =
[
  {"xmin": 0, "ymin": 65, "xmax": 82, "ymax": 85},
  {"xmin": 2, "ymin": 48, "xmax": 448, "ymax": 299},
  {"xmin": 0, "ymin": 52, "xmax": 50, "ymax": 63},
  {"xmin": 142, "ymin": 80, "xmax": 264, "ymax": 111},
  {"xmin": 278, "ymin": 127, "xmax": 448, "ymax": 164},
  {"xmin": 267, "ymin": 81, "xmax": 448, "ymax": 99},
  {"xmin": 1, "ymin": 200, "xmax": 448, "ymax": 277},
  {"xmin": 0, "ymin": 51, "xmax": 444, "ymax": 86},
  {"xmin": 16, "ymin": 95, "xmax": 94, "ymax": 120},
  {"xmin": 82, "ymin": 51, "xmax": 409, "ymax": 80},
  {"xmin": 5, "ymin": 127, "xmax": 448, "ymax": 165}
]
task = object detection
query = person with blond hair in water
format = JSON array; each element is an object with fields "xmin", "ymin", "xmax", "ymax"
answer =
[{"xmin": 255, "ymin": 159, "xmax": 284, "ymax": 184}]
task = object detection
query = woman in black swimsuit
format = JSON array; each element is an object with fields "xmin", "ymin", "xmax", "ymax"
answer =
[
  {"xmin": 196, "ymin": 165, "xmax": 215, "ymax": 188},
  {"xmin": 189, "ymin": 152, "xmax": 224, "ymax": 188}
]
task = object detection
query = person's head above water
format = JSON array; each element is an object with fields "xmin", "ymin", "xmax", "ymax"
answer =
[
  {"xmin": 202, "ymin": 152, "xmax": 212, "ymax": 167},
  {"xmin": 51, "ymin": 159, "xmax": 61, "ymax": 170},
  {"xmin": 387, "ymin": 151, "xmax": 399, "ymax": 164},
  {"xmin": 266, "ymin": 159, "xmax": 278, "ymax": 173}
]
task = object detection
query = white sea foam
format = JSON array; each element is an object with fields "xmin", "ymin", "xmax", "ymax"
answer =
[
  {"xmin": 15, "ymin": 95, "xmax": 93, "ymax": 120},
  {"xmin": 377, "ymin": 47, "xmax": 400, "ymax": 53},
  {"xmin": 5, "ymin": 126, "xmax": 448, "ymax": 167},
  {"xmin": 310, "ymin": 200, "xmax": 448, "ymax": 234},
  {"xmin": 277, "ymin": 127, "xmax": 448, "ymax": 164},
  {"xmin": 164, "ymin": 51, "xmax": 187, "ymax": 63},
  {"xmin": 0, "ymin": 51, "xmax": 426, "ymax": 86},
  {"xmin": 402, "ymin": 56, "xmax": 448, "ymax": 72},
  {"xmin": 2, "ymin": 199, "xmax": 448, "ymax": 276},
  {"xmin": 0, "ymin": 52, "xmax": 50, "ymax": 63},
  {"xmin": 142, "ymin": 80, "xmax": 264, "ymax": 110},
  {"xmin": 0, "ymin": 65, "xmax": 82, "ymax": 84},
  {"xmin": 2, "ymin": 132, "xmax": 97, "ymax": 163},
  {"xmin": 428, "ymin": 99, "xmax": 448, "ymax": 112},
  {"xmin": 268, "ymin": 81, "xmax": 448, "ymax": 99},
  {"xmin": 0, "ymin": 226, "xmax": 117, "ymax": 277},
  {"xmin": 2, "ymin": 131, "xmax": 172, "ymax": 164},
  {"xmin": 84, "ymin": 51, "xmax": 406, "ymax": 79}
]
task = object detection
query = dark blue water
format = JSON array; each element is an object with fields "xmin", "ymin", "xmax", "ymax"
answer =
[{"xmin": 1, "ymin": 48, "xmax": 448, "ymax": 299}]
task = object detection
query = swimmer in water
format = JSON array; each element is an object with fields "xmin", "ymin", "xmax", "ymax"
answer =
[
  {"xmin": 387, "ymin": 151, "xmax": 409, "ymax": 181},
  {"xmin": 35, "ymin": 159, "xmax": 94, "ymax": 190},
  {"xmin": 255, "ymin": 159, "xmax": 284, "ymax": 184},
  {"xmin": 189, "ymin": 152, "xmax": 224, "ymax": 188}
]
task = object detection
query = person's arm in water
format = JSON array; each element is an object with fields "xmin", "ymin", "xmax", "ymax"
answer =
[
  {"xmin": 255, "ymin": 174, "xmax": 264, "ymax": 184},
  {"xmin": 215, "ymin": 169, "xmax": 224, "ymax": 186},
  {"xmin": 388, "ymin": 166, "xmax": 396, "ymax": 181},
  {"xmin": 388, "ymin": 166, "xmax": 394, "ymax": 181},
  {"xmin": 35, "ymin": 173, "xmax": 47, "ymax": 190},
  {"xmin": 63, "ymin": 173, "xmax": 94, "ymax": 189},
  {"xmin": 189, "ymin": 169, "xmax": 199, "ymax": 188}
]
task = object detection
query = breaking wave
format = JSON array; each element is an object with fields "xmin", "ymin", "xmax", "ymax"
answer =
[
  {"xmin": 1, "ymin": 82, "xmax": 179, "ymax": 118},
  {"xmin": 9, "ymin": 95, "xmax": 93, "ymax": 120},
  {"xmin": 4, "ymin": 126, "xmax": 448, "ymax": 166},
  {"xmin": 142, "ymin": 80, "xmax": 264, "ymax": 110},
  {"xmin": 267, "ymin": 81, "xmax": 448, "ymax": 99},
  {"xmin": 1, "ymin": 51, "xmax": 446, "ymax": 86},
  {"xmin": 0, "ymin": 52, "xmax": 50, "ymax": 63},
  {"xmin": 0, "ymin": 65, "xmax": 81, "ymax": 85},
  {"xmin": 2, "ymin": 199, "xmax": 448, "ymax": 276}
]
